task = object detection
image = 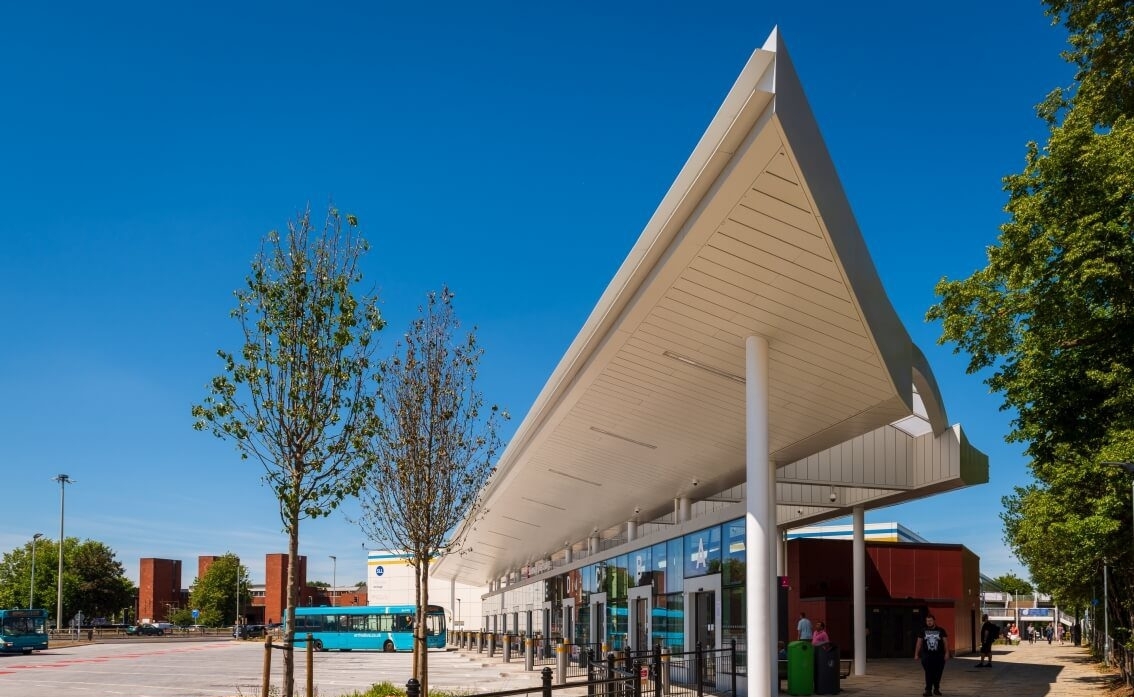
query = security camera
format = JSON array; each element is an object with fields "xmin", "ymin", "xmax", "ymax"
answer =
[
  {"xmin": 691, "ymin": 478, "xmax": 699, "ymax": 487},
  {"xmin": 828, "ymin": 491, "xmax": 838, "ymax": 502}
]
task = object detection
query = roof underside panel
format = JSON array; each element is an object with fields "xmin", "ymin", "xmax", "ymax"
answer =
[{"xmin": 433, "ymin": 29, "xmax": 986, "ymax": 586}]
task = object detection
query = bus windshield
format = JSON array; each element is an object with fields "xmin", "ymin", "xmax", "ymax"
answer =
[{"xmin": 0, "ymin": 609, "xmax": 49, "ymax": 654}]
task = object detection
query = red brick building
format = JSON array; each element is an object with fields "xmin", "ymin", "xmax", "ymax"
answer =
[
  {"xmin": 138, "ymin": 558, "xmax": 183, "ymax": 622},
  {"xmin": 136, "ymin": 553, "xmax": 367, "ymax": 626},
  {"xmin": 786, "ymin": 538, "xmax": 980, "ymax": 658}
]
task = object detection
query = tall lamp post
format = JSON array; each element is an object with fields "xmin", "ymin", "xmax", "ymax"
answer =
[
  {"xmin": 53, "ymin": 474, "xmax": 73, "ymax": 632},
  {"xmin": 329, "ymin": 555, "xmax": 337, "ymax": 607},
  {"xmin": 1100, "ymin": 461, "xmax": 1134, "ymax": 665},
  {"xmin": 234, "ymin": 557, "xmax": 241, "ymax": 628},
  {"xmin": 29, "ymin": 532, "xmax": 43, "ymax": 608}
]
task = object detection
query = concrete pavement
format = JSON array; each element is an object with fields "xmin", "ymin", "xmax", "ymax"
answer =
[
  {"xmin": 831, "ymin": 641, "xmax": 1121, "ymax": 697},
  {"xmin": 453, "ymin": 639, "xmax": 1125, "ymax": 697}
]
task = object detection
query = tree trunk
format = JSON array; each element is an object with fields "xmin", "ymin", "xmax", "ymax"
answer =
[
  {"xmin": 413, "ymin": 558, "xmax": 421, "ymax": 683},
  {"xmin": 420, "ymin": 557, "xmax": 430, "ymax": 697},
  {"xmin": 283, "ymin": 502, "xmax": 301, "ymax": 697}
]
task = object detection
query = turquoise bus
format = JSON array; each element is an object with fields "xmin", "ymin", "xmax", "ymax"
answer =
[
  {"xmin": 291, "ymin": 604, "xmax": 446, "ymax": 652},
  {"xmin": 0, "ymin": 609, "xmax": 49, "ymax": 654}
]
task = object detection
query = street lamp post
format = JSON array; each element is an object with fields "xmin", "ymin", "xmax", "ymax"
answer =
[
  {"xmin": 1097, "ymin": 464, "xmax": 1134, "ymax": 666},
  {"xmin": 329, "ymin": 556, "xmax": 337, "ymax": 607},
  {"xmin": 53, "ymin": 474, "xmax": 73, "ymax": 632},
  {"xmin": 234, "ymin": 557, "xmax": 240, "ymax": 628},
  {"xmin": 29, "ymin": 532, "xmax": 43, "ymax": 608},
  {"xmin": 1103, "ymin": 563, "xmax": 1110, "ymax": 665}
]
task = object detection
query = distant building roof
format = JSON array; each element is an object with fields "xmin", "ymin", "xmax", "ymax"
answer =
[{"xmin": 785, "ymin": 521, "xmax": 927, "ymax": 543}]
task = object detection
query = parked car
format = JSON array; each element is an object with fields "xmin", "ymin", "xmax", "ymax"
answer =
[
  {"xmin": 126, "ymin": 624, "xmax": 164, "ymax": 636},
  {"xmin": 233, "ymin": 624, "xmax": 265, "ymax": 639}
]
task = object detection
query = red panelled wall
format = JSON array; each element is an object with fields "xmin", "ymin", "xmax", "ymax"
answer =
[{"xmin": 786, "ymin": 539, "xmax": 980, "ymax": 657}]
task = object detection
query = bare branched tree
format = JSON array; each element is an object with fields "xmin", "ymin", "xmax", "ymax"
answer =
[
  {"xmin": 192, "ymin": 205, "xmax": 384, "ymax": 697},
  {"xmin": 358, "ymin": 287, "xmax": 505, "ymax": 694}
]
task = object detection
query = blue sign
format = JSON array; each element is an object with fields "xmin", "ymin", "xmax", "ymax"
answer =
[
  {"xmin": 375, "ymin": 565, "xmax": 385, "ymax": 577},
  {"xmin": 1020, "ymin": 607, "xmax": 1053, "ymax": 617},
  {"xmin": 192, "ymin": 609, "xmax": 200, "ymax": 619}
]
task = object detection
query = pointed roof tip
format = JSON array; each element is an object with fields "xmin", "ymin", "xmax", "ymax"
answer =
[{"xmin": 762, "ymin": 25, "xmax": 781, "ymax": 52}]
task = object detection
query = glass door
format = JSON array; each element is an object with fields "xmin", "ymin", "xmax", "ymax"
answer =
[
  {"xmin": 590, "ymin": 592, "xmax": 607, "ymax": 651},
  {"xmin": 629, "ymin": 585, "xmax": 652, "ymax": 652},
  {"xmin": 695, "ymin": 590, "xmax": 716, "ymax": 650}
]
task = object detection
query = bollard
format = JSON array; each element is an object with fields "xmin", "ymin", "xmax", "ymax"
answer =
[
  {"xmin": 661, "ymin": 647, "xmax": 670, "ymax": 696},
  {"xmin": 695, "ymin": 642, "xmax": 703, "ymax": 697},
  {"xmin": 306, "ymin": 633, "xmax": 314, "ymax": 697},
  {"xmin": 525, "ymin": 637, "xmax": 534, "ymax": 671},
  {"xmin": 489, "ymin": 632, "xmax": 497, "ymax": 658},
  {"xmin": 556, "ymin": 642, "xmax": 568, "ymax": 685},
  {"xmin": 406, "ymin": 678, "xmax": 421, "ymax": 697},
  {"xmin": 260, "ymin": 635, "xmax": 273, "ymax": 697},
  {"xmin": 504, "ymin": 634, "xmax": 512, "ymax": 663},
  {"xmin": 541, "ymin": 666, "xmax": 553, "ymax": 697},
  {"xmin": 729, "ymin": 638, "xmax": 736, "ymax": 697}
]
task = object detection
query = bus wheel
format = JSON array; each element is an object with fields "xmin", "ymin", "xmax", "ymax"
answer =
[
  {"xmin": 314, "ymin": 640, "xmax": 325, "ymax": 652},
  {"xmin": 383, "ymin": 640, "xmax": 395, "ymax": 653}
]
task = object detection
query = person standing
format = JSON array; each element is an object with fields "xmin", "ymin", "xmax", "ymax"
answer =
[
  {"xmin": 797, "ymin": 612, "xmax": 813, "ymax": 641},
  {"xmin": 811, "ymin": 621, "xmax": 830, "ymax": 646},
  {"xmin": 914, "ymin": 614, "xmax": 948, "ymax": 697},
  {"xmin": 977, "ymin": 614, "xmax": 998, "ymax": 667}
]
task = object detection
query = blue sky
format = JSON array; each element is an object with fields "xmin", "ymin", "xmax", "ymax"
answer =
[{"xmin": 1, "ymin": 1, "xmax": 1072, "ymax": 587}]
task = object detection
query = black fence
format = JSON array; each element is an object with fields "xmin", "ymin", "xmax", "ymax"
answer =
[
  {"xmin": 446, "ymin": 633, "xmax": 740, "ymax": 697},
  {"xmin": 447, "ymin": 665, "xmax": 638, "ymax": 697},
  {"xmin": 600, "ymin": 642, "xmax": 739, "ymax": 697}
]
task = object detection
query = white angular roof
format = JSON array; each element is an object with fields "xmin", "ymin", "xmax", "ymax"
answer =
[{"xmin": 434, "ymin": 29, "xmax": 987, "ymax": 586}]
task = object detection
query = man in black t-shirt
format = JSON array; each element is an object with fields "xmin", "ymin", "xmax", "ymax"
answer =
[
  {"xmin": 977, "ymin": 614, "xmax": 998, "ymax": 667},
  {"xmin": 914, "ymin": 614, "xmax": 949, "ymax": 697}
]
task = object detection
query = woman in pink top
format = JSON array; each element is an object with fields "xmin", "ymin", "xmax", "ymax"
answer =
[{"xmin": 812, "ymin": 621, "xmax": 830, "ymax": 645}]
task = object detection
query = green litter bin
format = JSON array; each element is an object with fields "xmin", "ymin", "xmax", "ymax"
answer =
[{"xmin": 787, "ymin": 640, "xmax": 814, "ymax": 695}]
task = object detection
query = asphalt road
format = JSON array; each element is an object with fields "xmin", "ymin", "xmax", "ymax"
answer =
[{"xmin": 0, "ymin": 640, "xmax": 542, "ymax": 697}]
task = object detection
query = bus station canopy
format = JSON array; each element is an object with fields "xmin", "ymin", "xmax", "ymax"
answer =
[{"xmin": 433, "ymin": 29, "xmax": 987, "ymax": 587}]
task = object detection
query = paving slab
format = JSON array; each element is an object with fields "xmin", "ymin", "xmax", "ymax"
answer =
[{"xmin": 454, "ymin": 640, "xmax": 1126, "ymax": 697}]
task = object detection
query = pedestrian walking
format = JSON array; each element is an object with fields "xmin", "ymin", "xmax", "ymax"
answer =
[
  {"xmin": 977, "ymin": 614, "xmax": 998, "ymax": 667},
  {"xmin": 797, "ymin": 612, "xmax": 813, "ymax": 641},
  {"xmin": 914, "ymin": 614, "xmax": 949, "ymax": 697}
]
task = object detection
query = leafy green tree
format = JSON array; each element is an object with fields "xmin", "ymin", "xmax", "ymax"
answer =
[
  {"xmin": 358, "ymin": 287, "xmax": 506, "ymax": 694},
  {"xmin": 927, "ymin": 0, "xmax": 1134, "ymax": 669},
  {"xmin": 0, "ymin": 537, "xmax": 134, "ymax": 624},
  {"xmin": 170, "ymin": 608, "xmax": 195, "ymax": 627},
  {"xmin": 990, "ymin": 573, "xmax": 1033, "ymax": 597},
  {"xmin": 193, "ymin": 206, "xmax": 384, "ymax": 697},
  {"xmin": 188, "ymin": 553, "xmax": 250, "ymax": 626}
]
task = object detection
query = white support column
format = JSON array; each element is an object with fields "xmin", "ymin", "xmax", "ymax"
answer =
[
  {"xmin": 745, "ymin": 335, "xmax": 775, "ymax": 697},
  {"xmin": 853, "ymin": 506, "xmax": 866, "ymax": 676}
]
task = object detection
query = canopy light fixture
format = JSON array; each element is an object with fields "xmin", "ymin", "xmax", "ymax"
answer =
[{"xmin": 662, "ymin": 350, "xmax": 745, "ymax": 384}]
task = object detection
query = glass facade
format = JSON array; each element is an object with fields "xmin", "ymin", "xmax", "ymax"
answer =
[{"xmin": 485, "ymin": 518, "xmax": 746, "ymax": 654}]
